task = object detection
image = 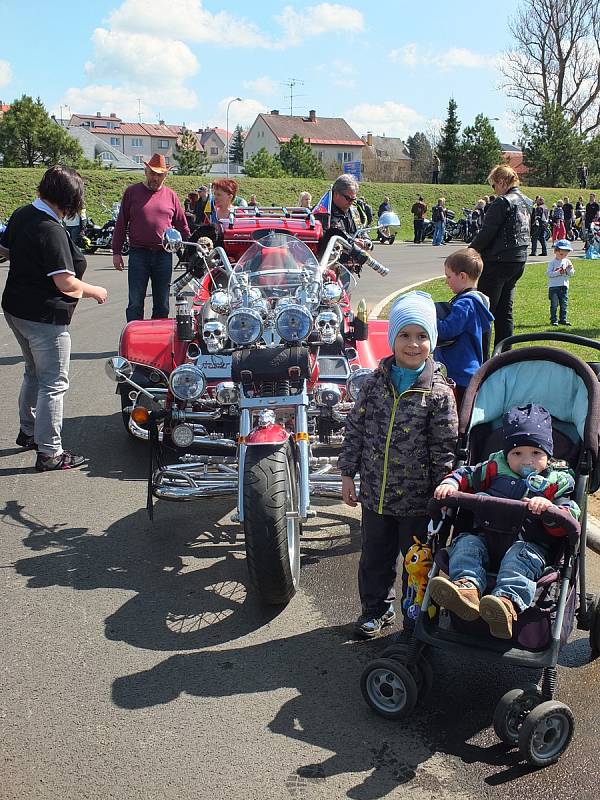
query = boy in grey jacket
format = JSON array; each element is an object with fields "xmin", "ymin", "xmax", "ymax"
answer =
[{"xmin": 339, "ymin": 292, "xmax": 458, "ymax": 638}]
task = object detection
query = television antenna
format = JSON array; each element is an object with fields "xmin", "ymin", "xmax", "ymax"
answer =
[{"xmin": 281, "ymin": 78, "xmax": 306, "ymax": 116}]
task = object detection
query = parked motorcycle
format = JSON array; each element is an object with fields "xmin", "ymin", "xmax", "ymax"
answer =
[
  {"xmin": 81, "ymin": 202, "xmax": 129, "ymax": 255},
  {"xmin": 422, "ymin": 209, "xmax": 454, "ymax": 243},
  {"xmin": 106, "ymin": 214, "xmax": 393, "ymax": 605},
  {"xmin": 458, "ymin": 207, "xmax": 479, "ymax": 243}
]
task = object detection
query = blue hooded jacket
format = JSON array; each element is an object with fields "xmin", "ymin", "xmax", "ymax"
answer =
[{"xmin": 434, "ymin": 290, "xmax": 494, "ymax": 388}]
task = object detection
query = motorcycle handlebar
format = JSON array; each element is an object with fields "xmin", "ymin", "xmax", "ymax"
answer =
[{"xmin": 352, "ymin": 244, "xmax": 389, "ymax": 276}]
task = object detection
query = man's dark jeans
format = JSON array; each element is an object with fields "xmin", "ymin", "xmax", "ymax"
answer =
[
  {"xmin": 413, "ymin": 218, "xmax": 425, "ymax": 243},
  {"xmin": 126, "ymin": 247, "xmax": 173, "ymax": 321},
  {"xmin": 477, "ymin": 259, "xmax": 525, "ymax": 357},
  {"xmin": 530, "ymin": 226, "xmax": 547, "ymax": 256}
]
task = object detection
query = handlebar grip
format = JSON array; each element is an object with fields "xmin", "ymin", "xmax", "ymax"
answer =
[{"xmin": 364, "ymin": 254, "xmax": 389, "ymax": 276}]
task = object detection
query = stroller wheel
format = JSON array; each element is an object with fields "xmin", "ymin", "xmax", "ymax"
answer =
[
  {"xmin": 493, "ymin": 685, "xmax": 542, "ymax": 745},
  {"xmin": 381, "ymin": 644, "xmax": 433, "ymax": 700},
  {"xmin": 360, "ymin": 658, "xmax": 418, "ymax": 719},
  {"xmin": 518, "ymin": 700, "xmax": 574, "ymax": 766},
  {"xmin": 589, "ymin": 593, "xmax": 600, "ymax": 658}
]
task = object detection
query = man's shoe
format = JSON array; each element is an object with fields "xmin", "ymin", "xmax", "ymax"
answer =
[
  {"xmin": 429, "ymin": 576, "xmax": 480, "ymax": 621},
  {"xmin": 35, "ymin": 451, "xmax": 86, "ymax": 472},
  {"xmin": 16, "ymin": 430, "xmax": 36, "ymax": 450},
  {"xmin": 354, "ymin": 607, "xmax": 396, "ymax": 639},
  {"xmin": 479, "ymin": 595, "xmax": 517, "ymax": 639}
]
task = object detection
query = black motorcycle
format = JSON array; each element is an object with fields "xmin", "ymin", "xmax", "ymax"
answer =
[
  {"xmin": 423, "ymin": 209, "xmax": 455, "ymax": 243},
  {"xmin": 458, "ymin": 207, "xmax": 479, "ymax": 243},
  {"xmin": 81, "ymin": 214, "xmax": 129, "ymax": 255}
]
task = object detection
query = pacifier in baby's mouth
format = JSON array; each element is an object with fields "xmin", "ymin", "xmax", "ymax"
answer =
[{"xmin": 518, "ymin": 465, "xmax": 537, "ymax": 477}]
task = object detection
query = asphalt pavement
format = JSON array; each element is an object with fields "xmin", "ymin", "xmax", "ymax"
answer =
[{"xmin": 1, "ymin": 248, "xmax": 599, "ymax": 800}]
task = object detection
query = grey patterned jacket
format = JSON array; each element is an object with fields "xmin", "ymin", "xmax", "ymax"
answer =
[{"xmin": 338, "ymin": 356, "xmax": 458, "ymax": 517}]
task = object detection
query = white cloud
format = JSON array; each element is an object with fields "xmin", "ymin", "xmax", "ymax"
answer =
[
  {"xmin": 0, "ymin": 59, "xmax": 12, "ymax": 88},
  {"xmin": 388, "ymin": 43, "xmax": 498, "ymax": 71},
  {"xmin": 346, "ymin": 100, "xmax": 428, "ymax": 139},
  {"xmin": 242, "ymin": 76, "xmax": 278, "ymax": 96},
  {"xmin": 277, "ymin": 3, "xmax": 364, "ymax": 46},
  {"xmin": 60, "ymin": 84, "xmax": 196, "ymax": 123},
  {"xmin": 211, "ymin": 97, "xmax": 267, "ymax": 130}
]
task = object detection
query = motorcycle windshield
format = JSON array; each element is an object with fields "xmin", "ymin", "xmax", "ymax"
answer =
[{"xmin": 230, "ymin": 232, "xmax": 322, "ymax": 302}]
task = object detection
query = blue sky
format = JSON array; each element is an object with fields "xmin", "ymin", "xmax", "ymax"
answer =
[{"xmin": 1, "ymin": 0, "xmax": 522, "ymax": 144}]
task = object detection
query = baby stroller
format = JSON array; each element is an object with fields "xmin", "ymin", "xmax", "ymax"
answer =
[{"xmin": 360, "ymin": 332, "xmax": 600, "ymax": 767}]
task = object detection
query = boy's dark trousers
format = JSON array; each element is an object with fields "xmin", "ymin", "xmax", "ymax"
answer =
[
  {"xmin": 549, "ymin": 285, "xmax": 569, "ymax": 323},
  {"xmin": 358, "ymin": 505, "xmax": 429, "ymax": 621}
]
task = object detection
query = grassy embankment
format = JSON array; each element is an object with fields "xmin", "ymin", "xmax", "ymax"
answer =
[
  {"xmin": 0, "ymin": 167, "xmax": 588, "ymax": 243},
  {"xmin": 381, "ymin": 259, "xmax": 600, "ymax": 361}
]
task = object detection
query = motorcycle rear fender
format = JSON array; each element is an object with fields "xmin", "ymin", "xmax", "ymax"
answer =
[
  {"xmin": 119, "ymin": 318, "xmax": 188, "ymax": 374},
  {"xmin": 245, "ymin": 424, "xmax": 289, "ymax": 445},
  {"xmin": 355, "ymin": 319, "xmax": 390, "ymax": 368}
]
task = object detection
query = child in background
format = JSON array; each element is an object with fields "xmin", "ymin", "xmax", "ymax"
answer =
[
  {"xmin": 551, "ymin": 200, "xmax": 566, "ymax": 243},
  {"xmin": 430, "ymin": 404, "xmax": 580, "ymax": 639},
  {"xmin": 434, "ymin": 248, "xmax": 494, "ymax": 408},
  {"xmin": 547, "ymin": 239, "xmax": 575, "ymax": 327},
  {"xmin": 338, "ymin": 292, "xmax": 458, "ymax": 638}
]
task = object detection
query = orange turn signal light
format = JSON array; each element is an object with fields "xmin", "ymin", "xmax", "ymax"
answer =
[{"xmin": 131, "ymin": 406, "xmax": 150, "ymax": 425}]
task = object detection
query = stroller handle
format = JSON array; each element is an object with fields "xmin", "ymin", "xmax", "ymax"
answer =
[{"xmin": 426, "ymin": 492, "xmax": 580, "ymax": 543}]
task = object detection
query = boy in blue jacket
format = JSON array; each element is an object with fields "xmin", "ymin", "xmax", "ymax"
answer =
[{"xmin": 434, "ymin": 248, "xmax": 494, "ymax": 406}]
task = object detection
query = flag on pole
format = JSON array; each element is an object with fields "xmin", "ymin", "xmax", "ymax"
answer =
[{"xmin": 312, "ymin": 189, "xmax": 332, "ymax": 215}]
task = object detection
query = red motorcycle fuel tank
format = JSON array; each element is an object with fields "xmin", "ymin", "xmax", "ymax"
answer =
[
  {"xmin": 355, "ymin": 319, "xmax": 391, "ymax": 369},
  {"xmin": 119, "ymin": 319, "xmax": 189, "ymax": 374}
]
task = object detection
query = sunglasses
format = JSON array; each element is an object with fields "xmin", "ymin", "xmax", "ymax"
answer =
[{"xmin": 341, "ymin": 193, "xmax": 357, "ymax": 203}]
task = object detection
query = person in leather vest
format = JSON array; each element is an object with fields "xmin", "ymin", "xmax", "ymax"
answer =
[{"xmin": 469, "ymin": 164, "xmax": 532, "ymax": 358}]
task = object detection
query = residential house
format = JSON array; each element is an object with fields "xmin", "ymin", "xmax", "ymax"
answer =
[
  {"xmin": 66, "ymin": 125, "xmax": 142, "ymax": 170},
  {"xmin": 361, "ymin": 132, "xmax": 412, "ymax": 182},
  {"xmin": 501, "ymin": 142, "xmax": 527, "ymax": 177},
  {"xmin": 197, "ymin": 127, "xmax": 230, "ymax": 163},
  {"xmin": 243, "ymin": 110, "xmax": 364, "ymax": 176}
]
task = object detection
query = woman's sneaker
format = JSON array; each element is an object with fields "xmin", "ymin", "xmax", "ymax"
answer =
[
  {"xmin": 354, "ymin": 606, "xmax": 396, "ymax": 639},
  {"xmin": 16, "ymin": 430, "xmax": 36, "ymax": 450},
  {"xmin": 35, "ymin": 451, "xmax": 86, "ymax": 472}
]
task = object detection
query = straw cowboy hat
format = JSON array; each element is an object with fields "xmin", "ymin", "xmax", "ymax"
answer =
[{"xmin": 143, "ymin": 153, "xmax": 171, "ymax": 173}]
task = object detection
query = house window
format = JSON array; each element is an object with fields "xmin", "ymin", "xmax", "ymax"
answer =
[
  {"xmin": 132, "ymin": 155, "xmax": 144, "ymax": 164},
  {"xmin": 100, "ymin": 151, "xmax": 116, "ymax": 161},
  {"xmin": 110, "ymin": 137, "xmax": 120, "ymax": 146},
  {"xmin": 159, "ymin": 139, "xmax": 169, "ymax": 149},
  {"xmin": 343, "ymin": 151, "xmax": 353, "ymax": 162},
  {"xmin": 317, "ymin": 151, "xmax": 324, "ymax": 162},
  {"xmin": 165, "ymin": 157, "xmax": 170, "ymax": 166},
  {"xmin": 210, "ymin": 146, "xmax": 218, "ymax": 155},
  {"xmin": 131, "ymin": 138, "xmax": 142, "ymax": 147}
]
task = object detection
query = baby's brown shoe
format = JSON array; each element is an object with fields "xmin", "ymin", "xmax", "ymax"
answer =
[{"xmin": 428, "ymin": 576, "xmax": 480, "ymax": 621}]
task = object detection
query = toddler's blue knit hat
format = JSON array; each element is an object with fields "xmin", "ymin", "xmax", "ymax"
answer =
[
  {"xmin": 388, "ymin": 291, "xmax": 438, "ymax": 352},
  {"xmin": 503, "ymin": 403, "xmax": 553, "ymax": 457}
]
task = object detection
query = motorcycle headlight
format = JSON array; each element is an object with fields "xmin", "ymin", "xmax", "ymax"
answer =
[
  {"xmin": 210, "ymin": 290, "xmax": 230, "ymax": 316},
  {"xmin": 275, "ymin": 304, "xmax": 313, "ymax": 343},
  {"xmin": 322, "ymin": 283, "xmax": 343, "ymax": 303},
  {"xmin": 169, "ymin": 365, "xmax": 207, "ymax": 401},
  {"xmin": 215, "ymin": 381, "xmax": 239, "ymax": 405},
  {"xmin": 171, "ymin": 423, "xmax": 195, "ymax": 448},
  {"xmin": 346, "ymin": 368, "xmax": 373, "ymax": 401},
  {"xmin": 314, "ymin": 383, "xmax": 343, "ymax": 408},
  {"xmin": 227, "ymin": 308, "xmax": 263, "ymax": 346}
]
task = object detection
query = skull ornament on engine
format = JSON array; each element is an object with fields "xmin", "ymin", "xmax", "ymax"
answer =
[
  {"xmin": 203, "ymin": 320, "xmax": 227, "ymax": 353},
  {"xmin": 315, "ymin": 310, "xmax": 340, "ymax": 344}
]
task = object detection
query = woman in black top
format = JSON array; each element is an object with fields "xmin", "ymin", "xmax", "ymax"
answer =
[{"xmin": 0, "ymin": 166, "xmax": 108, "ymax": 471}]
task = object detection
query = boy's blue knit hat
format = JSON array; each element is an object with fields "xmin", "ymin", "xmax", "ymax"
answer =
[
  {"xmin": 388, "ymin": 291, "xmax": 437, "ymax": 351},
  {"xmin": 503, "ymin": 403, "xmax": 553, "ymax": 457}
]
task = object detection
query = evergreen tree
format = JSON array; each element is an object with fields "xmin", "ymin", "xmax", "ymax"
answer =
[
  {"xmin": 0, "ymin": 95, "xmax": 83, "ymax": 167},
  {"xmin": 521, "ymin": 104, "xmax": 584, "ymax": 186},
  {"xmin": 438, "ymin": 98, "xmax": 461, "ymax": 183},
  {"xmin": 406, "ymin": 131, "xmax": 433, "ymax": 182},
  {"xmin": 460, "ymin": 114, "xmax": 503, "ymax": 184},
  {"xmin": 243, "ymin": 147, "xmax": 285, "ymax": 178},
  {"xmin": 174, "ymin": 128, "xmax": 209, "ymax": 175},
  {"xmin": 228, "ymin": 124, "xmax": 244, "ymax": 166},
  {"xmin": 277, "ymin": 134, "xmax": 325, "ymax": 178}
]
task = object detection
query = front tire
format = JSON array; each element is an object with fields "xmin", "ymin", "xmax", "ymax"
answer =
[
  {"xmin": 243, "ymin": 441, "xmax": 301, "ymax": 605},
  {"xmin": 518, "ymin": 701, "xmax": 574, "ymax": 766},
  {"xmin": 360, "ymin": 658, "xmax": 419, "ymax": 719}
]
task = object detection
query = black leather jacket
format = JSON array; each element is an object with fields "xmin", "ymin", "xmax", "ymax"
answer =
[
  {"xmin": 470, "ymin": 187, "xmax": 532, "ymax": 263},
  {"xmin": 329, "ymin": 202, "xmax": 359, "ymax": 236}
]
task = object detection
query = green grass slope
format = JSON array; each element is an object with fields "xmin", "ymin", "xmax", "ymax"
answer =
[{"xmin": 0, "ymin": 167, "xmax": 588, "ymax": 242}]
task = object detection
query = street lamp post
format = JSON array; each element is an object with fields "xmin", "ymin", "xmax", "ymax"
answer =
[{"xmin": 226, "ymin": 97, "xmax": 242, "ymax": 177}]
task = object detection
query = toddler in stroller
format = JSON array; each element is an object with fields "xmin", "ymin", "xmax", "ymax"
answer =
[{"xmin": 360, "ymin": 337, "xmax": 600, "ymax": 767}]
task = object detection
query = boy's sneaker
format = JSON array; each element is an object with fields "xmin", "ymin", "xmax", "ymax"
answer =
[
  {"xmin": 429, "ymin": 576, "xmax": 480, "ymax": 621},
  {"xmin": 560, "ymin": 321, "xmax": 572, "ymax": 326},
  {"xmin": 354, "ymin": 606, "xmax": 396, "ymax": 639},
  {"xmin": 35, "ymin": 451, "xmax": 86, "ymax": 472},
  {"xmin": 550, "ymin": 322, "xmax": 559, "ymax": 327},
  {"xmin": 16, "ymin": 430, "xmax": 36, "ymax": 450},
  {"xmin": 479, "ymin": 594, "xmax": 517, "ymax": 639}
]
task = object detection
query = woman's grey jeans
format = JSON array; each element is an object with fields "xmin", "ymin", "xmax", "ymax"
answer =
[{"xmin": 5, "ymin": 312, "xmax": 71, "ymax": 456}]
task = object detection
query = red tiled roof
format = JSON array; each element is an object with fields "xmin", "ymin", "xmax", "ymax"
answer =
[
  {"xmin": 0, "ymin": 104, "xmax": 10, "ymax": 113},
  {"xmin": 258, "ymin": 113, "xmax": 363, "ymax": 147}
]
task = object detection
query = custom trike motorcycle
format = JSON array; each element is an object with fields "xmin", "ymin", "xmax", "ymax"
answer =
[{"xmin": 106, "ymin": 207, "xmax": 397, "ymax": 605}]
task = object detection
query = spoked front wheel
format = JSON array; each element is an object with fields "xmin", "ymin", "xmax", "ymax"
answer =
[{"xmin": 243, "ymin": 441, "xmax": 301, "ymax": 605}]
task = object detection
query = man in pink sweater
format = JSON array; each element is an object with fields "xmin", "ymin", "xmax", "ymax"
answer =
[{"xmin": 112, "ymin": 153, "xmax": 190, "ymax": 321}]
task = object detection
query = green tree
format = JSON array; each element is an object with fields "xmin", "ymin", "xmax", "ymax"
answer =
[
  {"xmin": 521, "ymin": 103, "xmax": 584, "ymax": 186},
  {"xmin": 243, "ymin": 147, "xmax": 285, "ymax": 177},
  {"xmin": 0, "ymin": 95, "xmax": 83, "ymax": 167},
  {"xmin": 406, "ymin": 131, "xmax": 433, "ymax": 182},
  {"xmin": 460, "ymin": 114, "xmax": 503, "ymax": 183},
  {"xmin": 438, "ymin": 98, "xmax": 461, "ymax": 183},
  {"xmin": 228, "ymin": 124, "xmax": 245, "ymax": 166},
  {"xmin": 173, "ymin": 128, "xmax": 209, "ymax": 175},
  {"xmin": 277, "ymin": 134, "xmax": 325, "ymax": 178}
]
